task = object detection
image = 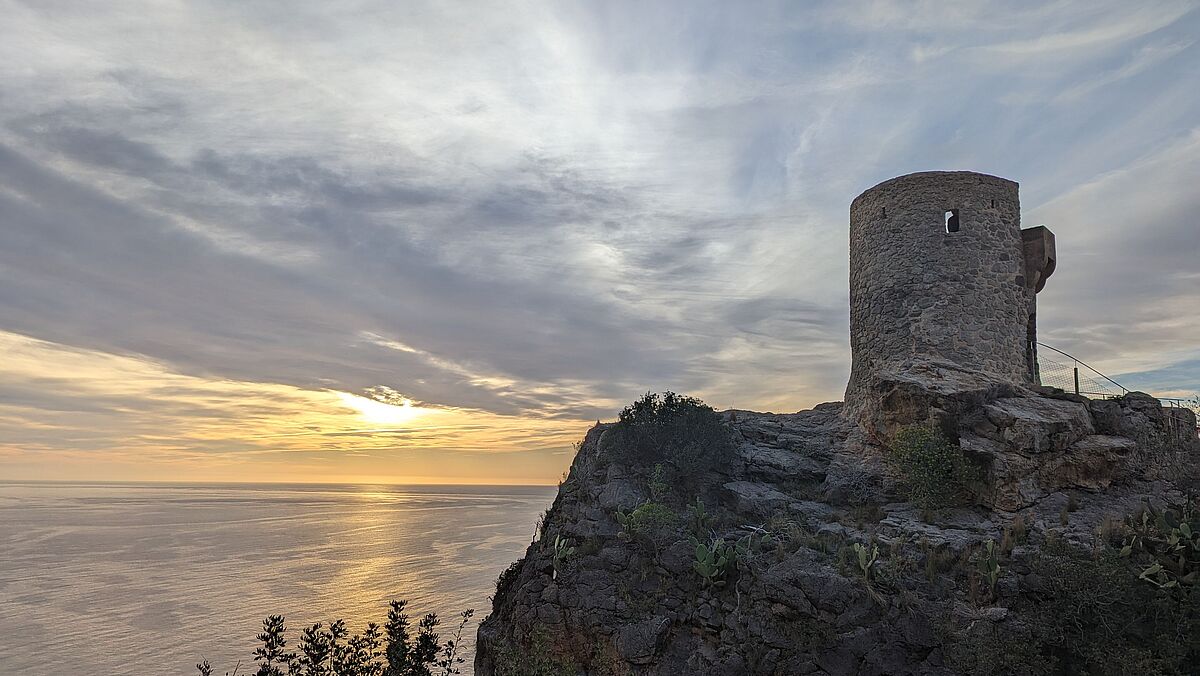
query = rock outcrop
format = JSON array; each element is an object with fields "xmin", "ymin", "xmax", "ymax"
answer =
[{"xmin": 475, "ymin": 382, "xmax": 1197, "ymax": 675}]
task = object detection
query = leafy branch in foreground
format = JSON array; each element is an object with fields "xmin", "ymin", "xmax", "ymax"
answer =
[{"xmin": 198, "ymin": 601, "xmax": 473, "ymax": 676}]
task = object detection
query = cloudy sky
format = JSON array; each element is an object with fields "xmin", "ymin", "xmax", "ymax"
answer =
[{"xmin": 2, "ymin": 1, "xmax": 1198, "ymax": 484}]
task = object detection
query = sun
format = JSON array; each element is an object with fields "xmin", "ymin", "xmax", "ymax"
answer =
[{"xmin": 336, "ymin": 391, "xmax": 429, "ymax": 426}]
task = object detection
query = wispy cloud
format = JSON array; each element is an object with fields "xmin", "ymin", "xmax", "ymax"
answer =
[
  {"xmin": 979, "ymin": 2, "xmax": 1192, "ymax": 57},
  {"xmin": 1055, "ymin": 40, "xmax": 1193, "ymax": 102}
]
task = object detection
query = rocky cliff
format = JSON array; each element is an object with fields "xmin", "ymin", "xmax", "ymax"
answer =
[{"xmin": 475, "ymin": 378, "xmax": 1198, "ymax": 675}]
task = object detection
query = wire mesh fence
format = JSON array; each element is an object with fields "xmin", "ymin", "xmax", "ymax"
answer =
[
  {"xmin": 1036, "ymin": 342, "xmax": 1199, "ymax": 439},
  {"xmin": 1036, "ymin": 351, "xmax": 1128, "ymax": 398}
]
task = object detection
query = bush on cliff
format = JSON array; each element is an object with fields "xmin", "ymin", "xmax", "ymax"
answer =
[
  {"xmin": 600, "ymin": 391, "xmax": 734, "ymax": 475},
  {"xmin": 888, "ymin": 425, "xmax": 980, "ymax": 509}
]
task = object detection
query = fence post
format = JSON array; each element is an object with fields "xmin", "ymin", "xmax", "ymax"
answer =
[{"xmin": 1073, "ymin": 367, "xmax": 1080, "ymax": 395}]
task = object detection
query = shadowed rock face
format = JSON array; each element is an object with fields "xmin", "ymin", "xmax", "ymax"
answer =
[{"xmin": 475, "ymin": 388, "xmax": 1197, "ymax": 675}]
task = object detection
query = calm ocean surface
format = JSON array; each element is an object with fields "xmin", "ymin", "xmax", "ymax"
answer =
[{"xmin": 0, "ymin": 481, "xmax": 556, "ymax": 675}]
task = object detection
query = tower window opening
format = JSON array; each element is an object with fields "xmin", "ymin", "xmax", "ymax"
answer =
[
  {"xmin": 991, "ymin": 199, "xmax": 996, "ymax": 208},
  {"xmin": 945, "ymin": 209, "xmax": 960, "ymax": 233},
  {"xmin": 881, "ymin": 207, "xmax": 887, "ymax": 218}
]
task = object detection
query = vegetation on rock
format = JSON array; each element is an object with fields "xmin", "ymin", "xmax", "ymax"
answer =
[
  {"xmin": 1120, "ymin": 498, "xmax": 1200, "ymax": 588},
  {"xmin": 599, "ymin": 391, "xmax": 734, "ymax": 475},
  {"xmin": 946, "ymin": 500, "xmax": 1200, "ymax": 676},
  {"xmin": 615, "ymin": 501, "xmax": 677, "ymax": 555},
  {"xmin": 888, "ymin": 425, "xmax": 981, "ymax": 509},
  {"xmin": 551, "ymin": 535, "xmax": 576, "ymax": 580},
  {"xmin": 476, "ymin": 388, "xmax": 1200, "ymax": 675},
  {"xmin": 691, "ymin": 538, "xmax": 734, "ymax": 588}
]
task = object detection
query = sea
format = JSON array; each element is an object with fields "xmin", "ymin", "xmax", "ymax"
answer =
[{"xmin": 0, "ymin": 481, "xmax": 557, "ymax": 675}]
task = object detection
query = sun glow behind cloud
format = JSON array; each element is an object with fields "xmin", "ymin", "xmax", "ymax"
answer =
[
  {"xmin": 0, "ymin": 330, "xmax": 586, "ymax": 484},
  {"xmin": 335, "ymin": 391, "xmax": 430, "ymax": 426}
]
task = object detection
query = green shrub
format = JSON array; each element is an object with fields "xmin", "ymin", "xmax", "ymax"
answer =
[
  {"xmin": 1120, "ymin": 497, "xmax": 1199, "ymax": 588},
  {"xmin": 617, "ymin": 502, "xmax": 677, "ymax": 537},
  {"xmin": 600, "ymin": 392, "xmax": 734, "ymax": 475},
  {"xmin": 551, "ymin": 535, "xmax": 576, "ymax": 580},
  {"xmin": 947, "ymin": 535, "xmax": 1199, "ymax": 675},
  {"xmin": 941, "ymin": 620, "xmax": 1048, "ymax": 676},
  {"xmin": 616, "ymin": 501, "xmax": 677, "ymax": 556},
  {"xmin": 853, "ymin": 542, "xmax": 879, "ymax": 582},
  {"xmin": 1026, "ymin": 537, "xmax": 1195, "ymax": 675},
  {"xmin": 888, "ymin": 425, "xmax": 980, "ymax": 509},
  {"xmin": 492, "ymin": 627, "xmax": 579, "ymax": 676},
  {"xmin": 647, "ymin": 463, "xmax": 670, "ymax": 502},
  {"xmin": 692, "ymin": 538, "xmax": 734, "ymax": 588}
]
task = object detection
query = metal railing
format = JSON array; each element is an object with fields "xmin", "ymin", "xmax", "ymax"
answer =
[
  {"xmin": 1035, "ymin": 342, "xmax": 1129, "ymax": 398},
  {"xmin": 1035, "ymin": 341, "xmax": 1199, "ymax": 439}
]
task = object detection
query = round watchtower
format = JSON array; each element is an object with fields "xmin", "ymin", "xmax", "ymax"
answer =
[{"xmin": 845, "ymin": 171, "xmax": 1051, "ymax": 407}]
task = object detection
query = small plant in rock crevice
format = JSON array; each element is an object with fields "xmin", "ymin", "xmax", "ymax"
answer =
[
  {"xmin": 686, "ymin": 496, "xmax": 715, "ymax": 539},
  {"xmin": 692, "ymin": 538, "xmax": 734, "ymax": 588},
  {"xmin": 552, "ymin": 535, "xmax": 577, "ymax": 580},
  {"xmin": 1000, "ymin": 514, "xmax": 1027, "ymax": 554},
  {"xmin": 853, "ymin": 542, "xmax": 879, "ymax": 582},
  {"xmin": 921, "ymin": 539, "xmax": 957, "ymax": 583},
  {"xmin": 975, "ymin": 539, "xmax": 1002, "ymax": 601},
  {"xmin": 1120, "ymin": 497, "xmax": 1200, "ymax": 588},
  {"xmin": 888, "ymin": 425, "xmax": 981, "ymax": 509},
  {"xmin": 616, "ymin": 501, "xmax": 677, "ymax": 557},
  {"xmin": 492, "ymin": 560, "xmax": 522, "ymax": 608},
  {"xmin": 689, "ymin": 527, "xmax": 773, "ymax": 589},
  {"xmin": 647, "ymin": 463, "xmax": 670, "ymax": 503},
  {"xmin": 534, "ymin": 508, "xmax": 550, "ymax": 541},
  {"xmin": 732, "ymin": 526, "xmax": 774, "ymax": 566}
]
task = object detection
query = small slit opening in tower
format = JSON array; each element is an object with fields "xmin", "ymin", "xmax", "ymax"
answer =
[{"xmin": 944, "ymin": 209, "xmax": 960, "ymax": 233}]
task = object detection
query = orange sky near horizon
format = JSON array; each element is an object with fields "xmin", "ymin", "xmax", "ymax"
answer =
[{"xmin": 0, "ymin": 330, "xmax": 595, "ymax": 485}]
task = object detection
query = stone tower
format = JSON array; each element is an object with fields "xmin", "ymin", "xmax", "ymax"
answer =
[{"xmin": 845, "ymin": 171, "xmax": 1056, "ymax": 411}]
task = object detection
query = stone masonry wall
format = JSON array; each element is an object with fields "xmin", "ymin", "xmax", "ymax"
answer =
[{"xmin": 845, "ymin": 171, "xmax": 1033, "ymax": 408}]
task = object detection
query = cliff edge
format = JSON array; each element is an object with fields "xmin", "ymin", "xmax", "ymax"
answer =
[{"xmin": 475, "ymin": 380, "xmax": 1198, "ymax": 675}]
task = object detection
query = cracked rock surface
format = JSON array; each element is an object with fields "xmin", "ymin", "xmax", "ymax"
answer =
[{"xmin": 475, "ymin": 387, "xmax": 1197, "ymax": 675}]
